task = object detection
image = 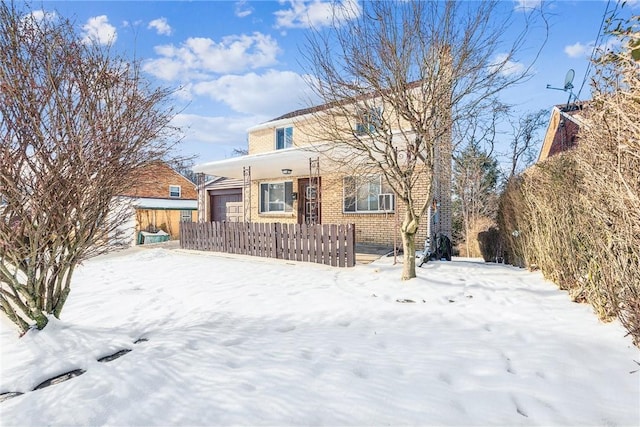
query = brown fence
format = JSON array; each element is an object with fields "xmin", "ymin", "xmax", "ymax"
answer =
[{"xmin": 180, "ymin": 222, "xmax": 356, "ymax": 267}]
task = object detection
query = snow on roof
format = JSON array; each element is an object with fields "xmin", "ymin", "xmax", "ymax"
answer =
[{"xmin": 131, "ymin": 197, "xmax": 197, "ymax": 210}]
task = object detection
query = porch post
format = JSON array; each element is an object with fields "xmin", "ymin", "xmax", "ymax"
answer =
[
  {"xmin": 196, "ymin": 173, "xmax": 206, "ymax": 222},
  {"xmin": 243, "ymin": 166, "xmax": 251, "ymax": 222}
]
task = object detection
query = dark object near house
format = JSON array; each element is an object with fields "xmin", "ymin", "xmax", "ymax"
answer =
[
  {"xmin": 478, "ymin": 227, "xmax": 503, "ymax": 262},
  {"xmin": 434, "ymin": 234, "xmax": 452, "ymax": 261},
  {"xmin": 418, "ymin": 233, "xmax": 452, "ymax": 266}
]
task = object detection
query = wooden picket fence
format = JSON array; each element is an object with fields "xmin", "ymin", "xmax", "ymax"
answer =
[{"xmin": 180, "ymin": 221, "xmax": 356, "ymax": 267}]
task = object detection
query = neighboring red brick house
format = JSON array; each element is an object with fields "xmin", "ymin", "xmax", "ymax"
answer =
[
  {"xmin": 538, "ymin": 102, "xmax": 588, "ymax": 162},
  {"xmin": 118, "ymin": 162, "xmax": 197, "ymax": 244}
]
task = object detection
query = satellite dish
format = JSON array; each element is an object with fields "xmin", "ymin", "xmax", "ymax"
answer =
[
  {"xmin": 546, "ymin": 69, "xmax": 576, "ymax": 93},
  {"xmin": 563, "ymin": 69, "xmax": 575, "ymax": 91}
]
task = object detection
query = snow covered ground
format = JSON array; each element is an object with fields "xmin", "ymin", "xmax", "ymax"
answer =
[{"xmin": 1, "ymin": 247, "xmax": 638, "ymax": 426}]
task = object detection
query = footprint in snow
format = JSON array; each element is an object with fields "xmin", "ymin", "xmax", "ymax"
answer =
[
  {"xmin": 438, "ymin": 372, "xmax": 452, "ymax": 385},
  {"xmin": 222, "ymin": 337, "xmax": 246, "ymax": 347},
  {"xmin": 225, "ymin": 359, "xmax": 241, "ymax": 369},
  {"xmin": 512, "ymin": 395, "xmax": 528, "ymax": 418},
  {"xmin": 503, "ymin": 353, "xmax": 516, "ymax": 375},
  {"xmin": 353, "ymin": 365, "xmax": 369, "ymax": 379},
  {"xmin": 275, "ymin": 325, "xmax": 296, "ymax": 333},
  {"xmin": 240, "ymin": 382, "xmax": 256, "ymax": 392}
]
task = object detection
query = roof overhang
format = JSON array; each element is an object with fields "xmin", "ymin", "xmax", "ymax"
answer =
[
  {"xmin": 193, "ymin": 145, "xmax": 333, "ymax": 180},
  {"xmin": 193, "ymin": 132, "xmax": 419, "ymax": 181},
  {"xmin": 132, "ymin": 198, "xmax": 197, "ymax": 210},
  {"xmin": 537, "ymin": 105, "xmax": 588, "ymax": 162}
]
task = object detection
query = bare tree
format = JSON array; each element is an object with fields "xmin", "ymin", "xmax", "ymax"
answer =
[
  {"xmin": 231, "ymin": 147, "xmax": 249, "ymax": 157},
  {"xmin": 0, "ymin": 3, "xmax": 180, "ymax": 334},
  {"xmin": 506, "ymin": 109, "xmax": 548, "ymax": 178},
  {"xmin": 303, "ymin": 0, "xmax": 546, "ymax": 279},
  {"xmin": 452, "ymin": 115, "xmax": 501, "ymax": 257}
]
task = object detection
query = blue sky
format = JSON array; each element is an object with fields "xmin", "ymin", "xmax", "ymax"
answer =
[{"xmin": 41, "ymin": 0, "xmax": 638, "ymax": 165}]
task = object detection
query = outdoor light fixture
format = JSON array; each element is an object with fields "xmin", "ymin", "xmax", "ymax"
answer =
[{"xmin": 281, "ymin": 168, "xmax": 292, "ymax": 175}]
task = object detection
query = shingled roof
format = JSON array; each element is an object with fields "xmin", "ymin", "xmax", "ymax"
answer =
[{"xmin": 267, "ymin": 80, "xmax": 425, "ymax": 123}]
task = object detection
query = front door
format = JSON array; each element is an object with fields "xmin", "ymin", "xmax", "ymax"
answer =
[{"xmin": 297, "ymin": 178, "xmax": 321, "ymax": 225}]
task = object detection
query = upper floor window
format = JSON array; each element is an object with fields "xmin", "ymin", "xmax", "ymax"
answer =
[
  {"xmin": 260, "ymin": 181, "xmax": 293, "ymax": 213},
  {"xmin": 343, "ymin": 175, "xmax": 394, "ymax": 213},
  {"xmin": 276, "ymin": 126, "xmax": 293, "ymax": 150},
  {"xmin": 169, "ymin": 185, "xmax": 181, "ymax": 198},
  {"xmin": 355, "ymin": 107, "xmax": 382, "ymax": 135}
]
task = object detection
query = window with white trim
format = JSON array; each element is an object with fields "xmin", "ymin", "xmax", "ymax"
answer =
[
  {"xmin": 260, "ymin": 181, "xmax": 293, "ymax": 213},
  {"xmin": 355, "ymin": 107, "xmax": 382, "ymax": 135},
  {"xmin": 169, "ymin": 185, "xmax": 181, "ymax": 198},
  {"xmin": 343, "ymin": 175, "xmax": 394, "ymax": 213},
  {"xmin": 276, "ymin": 126, "xmax": 293, "ymax": 150}
]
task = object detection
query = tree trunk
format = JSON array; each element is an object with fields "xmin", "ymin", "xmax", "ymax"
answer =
[
  {"xmin": 400, "ymin": 211, "xmax": 419, "ymax": 280},
  {"xmin": 401, "ymin": 229, "xmax": 417, "ymax": 280}
]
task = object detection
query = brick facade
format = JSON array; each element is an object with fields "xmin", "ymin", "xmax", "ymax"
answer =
[
  {"xmin": 433, "ymin": 130, "xmax": 453, "ymax": 240},
  {"xmin": 201, "ymin": 101, "xmax": 451, "ymax": 249},
  {"xmin": 119, "ymin": 162, "xmax": 197, "ymax": 241},
  {"xmin": 244, "ymin": 171, "xmax": 430, "ymax": 248},
  {"xmin": 121, "ymin": 162, "xmax": 197, "ymax": 200}
]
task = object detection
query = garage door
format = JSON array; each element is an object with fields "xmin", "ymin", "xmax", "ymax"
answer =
[{"xmin": 210, "ymin": 192, "xmax": 242, "ymax": 222}]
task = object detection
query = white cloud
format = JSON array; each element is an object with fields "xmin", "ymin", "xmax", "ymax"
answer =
[
  {"xmin": 143, "ymin": 32, "xmax": 281, "ymax": 80},
  {"xmin": 564, "ymin": 41, "xmax": 589, "ymax": 58},
  {"xmin": 122, "ymin": 20, "xmax": 143, "ymax": 29},
  {"xmin": 172, "ymin": 113, "xmax": 260, "ymax": 149},
  {"xmin": 564, "ymin": 37, "xmax": 622, "ymax": 59},
  {"xmin": 192, "ymin": 70, "xmax": 315, "ymax": 116},
  {"xmin": 82, "ymin": 15, "xmax": 117, "ymax": 45},
  {"xmin": 148, "ymin": 17, "xmax": 172, "ymax": 36},
  {"xmin": 514, "ymin": 0, "xmax": 543, "ymax": 11},
  {"xmin": 29, "ymin": 10, "xmax": 57, "ymax": 23},
  {"xmin": 19, "ymin": 9, "xmax": 57, "ymax": 34},
  {"xmin": 275, "ymin": 0, "xmax": 361, "ymax": 29},
  {"xmin": 235, "ymin": 1, "xmax": 254, "ymax": 18},
  {"xmin": 490, "ymin": 53, "xmax": 526, "ymax": 77}
]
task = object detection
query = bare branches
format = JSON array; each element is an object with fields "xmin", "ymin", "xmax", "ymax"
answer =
[
  {"xmin": 497, "ymin": 14, "xmax": 640, "ymax": 345},
  {"xmin": 0, "ymin": 2, "xmax": 180, "ymax": 334},
  {"xmin": 506, "ymin": 109, "xmax": 548, "ymax": 178},
  {"xmin": 302, "ymin": 0, "xmax": 547, "ymax": 279}
]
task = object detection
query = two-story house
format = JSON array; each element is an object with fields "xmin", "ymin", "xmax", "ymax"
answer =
[{"xmin": 193, "ymin": 101, "xmax": 451, "ymax": 250}]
